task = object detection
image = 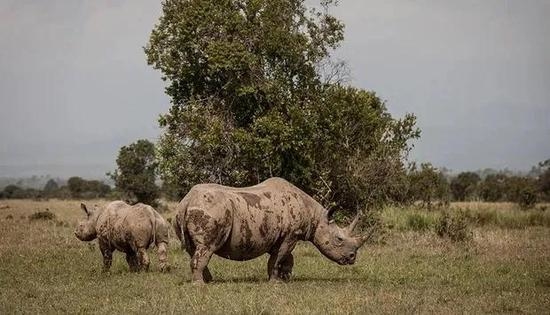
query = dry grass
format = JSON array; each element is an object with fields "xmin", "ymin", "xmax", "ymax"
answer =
[
  {"xmin": 382, "ymin": 202, "xmax": 550, "ymax": 232},
  {"xmin": 0, "ymin": 199, "xmax": 549, "ymax": 314}
]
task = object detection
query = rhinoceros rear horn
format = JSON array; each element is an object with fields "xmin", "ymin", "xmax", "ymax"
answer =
[{"xmin": 80, "ymin": 203, "xmax": 89, "ymax": 215}]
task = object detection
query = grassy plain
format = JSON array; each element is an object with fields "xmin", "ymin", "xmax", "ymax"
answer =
[{"xmin": 0, "ymin": 199, "xmax": 549, "ymax": 314}]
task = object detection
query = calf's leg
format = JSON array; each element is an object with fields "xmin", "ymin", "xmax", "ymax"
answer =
[
  {"xmin": 157, "ymin": 241, "xmax": 170, "ymax": 272},
  {"xmin": 99, "ymin": 242, "xmax": 113, "ymax": 272},
  {"xmin": 137, "ymin": 247, "xmax": 150, "ymax": 272}
]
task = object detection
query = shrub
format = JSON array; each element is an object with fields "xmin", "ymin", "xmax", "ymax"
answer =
[
  {"xmin": 518, "ymin": 186, "xmax": 537, "ymax": 209},
  {"xmin": 359, "ymin": 209, "xmax": 388, "ymax": 244},
  {"xmin": 6, "ymin": 214, "xmax": 13, "ymax": 220},
  {"xmin": 472, "ymin": 210, "xmax": 498, "ymax": 226},
  {"xmin": 406, "ymin": 213, "xmax": 432, "ymax": 231},
  {"xmin": 527, "ymin": 212, "xmax": 550, "ymax": 227},
  {"xmin": 436, "ymin": 210, "xmax": 472, "ymax": 242},
  {"xmin": 29, "ymin": 210, "xmax": 56, "ymax": 221}
]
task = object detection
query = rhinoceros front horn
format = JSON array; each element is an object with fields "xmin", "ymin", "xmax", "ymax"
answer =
[{"xmin": 345, "ymin": 211, "xmax": 361, "ymax": 234}]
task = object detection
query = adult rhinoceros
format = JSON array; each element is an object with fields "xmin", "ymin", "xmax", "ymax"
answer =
[{"xmin": 174, "ymin": 177, "xmax": 371, "ymax": 284}]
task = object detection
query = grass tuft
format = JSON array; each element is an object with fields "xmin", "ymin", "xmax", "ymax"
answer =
[
  {"xmin": 28, "ymin": 210, "xmax": 56, "ymax": 221},
  {"xmin": 436, "ymin": 210, "xmax": 472, "ymax": 242}
]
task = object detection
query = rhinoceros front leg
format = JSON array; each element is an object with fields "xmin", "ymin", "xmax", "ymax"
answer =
[
  {"xmin": 99, "ymin": 241, "xmax": 113, "ymax": 272},
  {"xmin": 268, "ymin": 240, "xmax": 297, "ymax": 282},
  {"xmin": 190, "ymin": 245, "xmax": 214, "ymax": 285},
  {"xmin": 278, "ymin": 254, "xmax": 294, "ymax": 281}
]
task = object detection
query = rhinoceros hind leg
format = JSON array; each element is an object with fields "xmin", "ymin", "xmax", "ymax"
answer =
[
  {"xmin": 190, "ymin": 246, "xmax": 214, "ymax": 284},
  {"xmin": 185, "ymin": 241, "xmax": 213, "ymax": 282}
]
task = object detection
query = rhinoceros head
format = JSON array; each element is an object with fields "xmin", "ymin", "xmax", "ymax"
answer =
[
  {"xmin": 313, "ymin": 210, "xmax": 370, "ymax": 265},
  {"xmin": 74, "ymin": 203, "xmax": 98, "ymax": 242}
]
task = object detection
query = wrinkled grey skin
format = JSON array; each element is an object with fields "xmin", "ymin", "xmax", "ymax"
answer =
[
  {"xmin": 75, "ymin": 201, "xmax": 170, "ymax": 272},
  {"xmin": 174, "ymin": 177, "xmax": 370, "ymax": 284}
]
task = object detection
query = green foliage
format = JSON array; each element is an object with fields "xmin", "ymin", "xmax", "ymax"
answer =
[
  {"xmin": 478, "ymin": 173, "xmax": 507, "ymax": 202},
  {"xmin": 406, "ymin": 163, "xmax": 450, "ymax": 208},
  {"xmin": 1, "ymin": 185, "xmax": 42, "ymax": 199},
  {"xmin": 109, "ymin": 139, "xmax": 159, "ymax": 207},
  {"xmin": 537, "ymin": 159, "xmax": 550, "ymax": 201},
  {"xmin": 436, "ymin": 210, "xmax": 472, "ymax": 242},
  {"xmin": 450, "ymin": 172, "xmax": 481, "ymax": 201},
  {"xmin": 42, "ymin": 179, "xmax": 59, "ymax": 197},
  {"xmin": 2, "ymin": 185, "xmax": 22, "ymax": 198},
  {"xmin": 504, "ymin": 176, "xmax": 537, "ymax": 205},
  {"xmin": 518, "ymin": 186, "xmax": 538, "ymax": 209},
  {"xmin": 406, "ymin": 213, "xmax": 433, "ymax": 231},
  {"xmin": 67, "ymin": 177, "xmax": 111, "ymax": 199},
  {"xmin": 146, "ymin": 0, "xmax": 419, "ymax": 210},
  {"xmin": 310, "ymin": 86, "xmax": 419, "ymax": 211}
]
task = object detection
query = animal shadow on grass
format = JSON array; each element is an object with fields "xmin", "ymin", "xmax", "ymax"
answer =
[{"xmin": 209, "ymin": 275, "xmax": 368, "ymax": 284}]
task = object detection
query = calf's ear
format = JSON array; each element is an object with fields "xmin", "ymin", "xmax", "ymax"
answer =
[{"xmin": 80, "ymin": 203, "xmax": 89, "ymax": 215}]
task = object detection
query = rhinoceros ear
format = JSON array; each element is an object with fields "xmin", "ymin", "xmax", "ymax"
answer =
[
  {"xmin": 80, "ymin": 203, "xmax": 89, "ymax": 215},
  {"xmin": 326, "ymin": 207, "xmax": 337, "ymax": 220}
]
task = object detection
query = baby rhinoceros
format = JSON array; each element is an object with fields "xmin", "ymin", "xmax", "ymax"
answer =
[{"xmin": 75, "ymin": 201, "xmax": 170, "ymax": 272}]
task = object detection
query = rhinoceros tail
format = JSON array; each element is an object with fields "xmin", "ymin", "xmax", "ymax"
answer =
[
  {"xmin": 150, "ymin": 212, "xmax": 157, "ymax": 247},
  {"xmin": 173, "ymin": 213, "xmax": 183, "ymax": 243},
  {"xmin": 173, "ymin": 194, "xmax": 191, "ymax": 247}
]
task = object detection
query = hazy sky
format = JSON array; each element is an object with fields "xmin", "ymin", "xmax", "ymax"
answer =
[{"xmin": 1, "ymin": 0, "xmax": 549, "ymax": 177}]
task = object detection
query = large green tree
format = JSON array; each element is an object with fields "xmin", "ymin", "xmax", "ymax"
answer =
[
  {"xmin": 110, "ymin": 139, "xmax": 159, "ymax": 206},
  {"xmin": 145, "ymin": 0, "xmax": 418, "ymax": 212}
]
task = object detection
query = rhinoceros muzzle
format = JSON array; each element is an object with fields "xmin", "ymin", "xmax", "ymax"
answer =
[{"xmin": 338, "ymin": 255, "xmax": 356, "ymax": 265}]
